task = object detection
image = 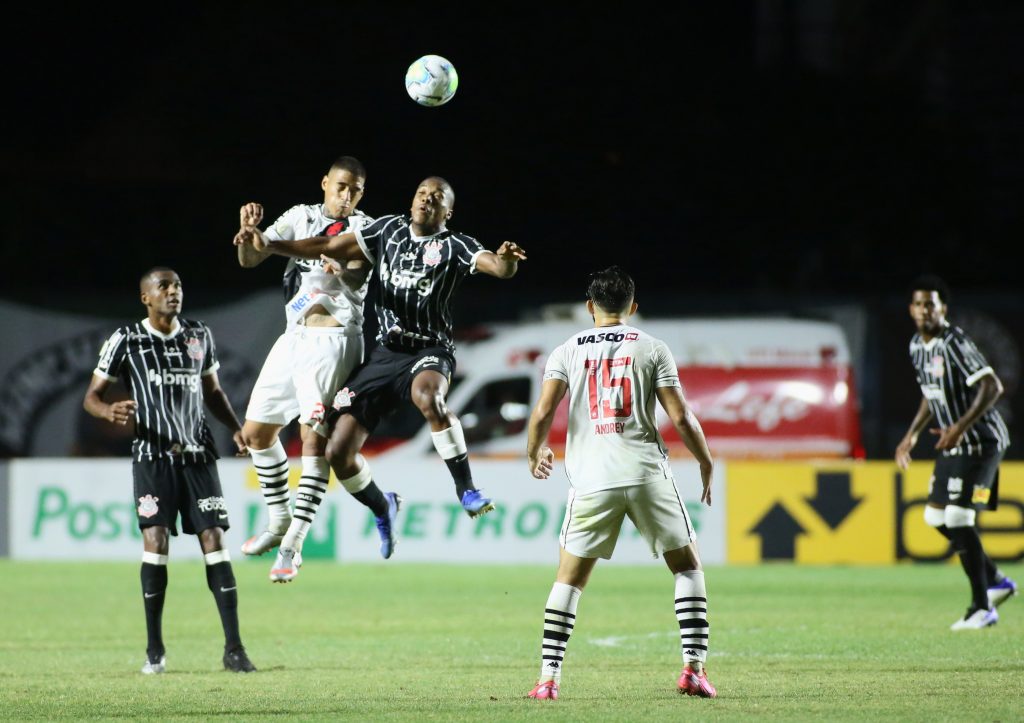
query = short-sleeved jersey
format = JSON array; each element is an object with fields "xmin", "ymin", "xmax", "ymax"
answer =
[
  {"xmin": 354, "ymin": 215, "xmax": 486, "ymax": 352},
  {"xmin": 94, "ymin": 318, "xmax": 221, "ymax": 464},
  {"xmin": 543, "ymin": 324, "xmax": 681, "ymax": 492},
  {"xmin": 909, "ymin": 324, "xmax": 1010, "ymax": 456},
  {"xmin": 263, "ymin": 204, "xmax": 374, "ymax": 330}
]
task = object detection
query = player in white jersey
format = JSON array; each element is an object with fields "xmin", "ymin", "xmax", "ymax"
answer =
[
  {"xmin": 235, "ymin": 156, "xmax": 401, "ymax": 583},
  {"xmin": 525, "ymin": 267, "xmax": 718, "ymax": 700}
]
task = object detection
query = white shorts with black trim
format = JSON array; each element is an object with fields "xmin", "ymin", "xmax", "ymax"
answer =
[
  {"xmin": 559, "ymin": 477, "xmax": 697, "ymax": 560},
  {"xmin": 245, "ymin": 326, "xmax": 363, "ymax": 437}
]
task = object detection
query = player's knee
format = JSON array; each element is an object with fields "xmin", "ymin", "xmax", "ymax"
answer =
[
  {"xmin": 944, "ymin": 505, "xmax": 976, "ymax": 529},
  {"xmin": 143, "ymin": 526, "xmax": 169, "ymax": 554},
  {"xmin": 241, "ymin": 423, "xmax": 278, "ymax": 450},
  {"xmin": 199, "ymin": 527, "xmax": 226, "ymax": 552},
  {"xmin": 923, "ymin": 505, "xmax": 946, "ymax": 528}
]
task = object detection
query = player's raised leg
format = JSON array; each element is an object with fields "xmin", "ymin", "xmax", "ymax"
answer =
[
  {"xmin": 297, "ymin": 414, "xmax": 401, "ymax": 572},
  {"xmin": 242, "ymin": 421, "xmax": 292, "ymax": 555},
  {"xmin": 411, "ymin": 368, "xmax": 494, "ymax": 518}
]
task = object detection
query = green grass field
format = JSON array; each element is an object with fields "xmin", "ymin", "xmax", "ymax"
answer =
[{"xmin": 1, "ymin": 560, "xmax": 1022, "ymax": 721}]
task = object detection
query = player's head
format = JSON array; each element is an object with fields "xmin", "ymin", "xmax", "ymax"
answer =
[
  {"xmin": 410, "ymin": 176, "xmax": 455, "ymax": 231},
  {"xmin": 321, "ymin": 156, "xmax": 367, "ymax": 219},
  {"xmin": 586, "ymin": 266, "xmax": 637, "ymax": 318},
  {"xmin": 908, "ymin": 274, "xmax": 950, "ymax": 337},
  {"xmin": 140, "ymin": 267, "xmax": 182, "ymax": 317}
]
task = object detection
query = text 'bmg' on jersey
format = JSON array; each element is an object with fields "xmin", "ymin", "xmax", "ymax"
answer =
[
  {"xmin": 354, "ymin": 215, "xmax": 486, "ymax": 352},
  {"xmin": 94, "ymin": 318, "xmax": 221, "ymax": 464},
  {"xmin": 909, "ymin": 324, "xmax": 1010, "ymax": 456}
]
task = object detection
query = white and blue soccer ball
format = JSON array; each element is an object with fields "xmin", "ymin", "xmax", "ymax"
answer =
[{"xmin": 405, "ymin": 54, "xmax": 459, "ymax": 107}]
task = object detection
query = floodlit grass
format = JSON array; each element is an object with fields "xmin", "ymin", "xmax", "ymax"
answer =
[{"xmin": 1, "ymin": 560, "xmax": 1022, "ymax": 720}]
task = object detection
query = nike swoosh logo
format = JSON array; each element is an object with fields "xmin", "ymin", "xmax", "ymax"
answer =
[
  {"xmin": 144, "ymin": 592, "xmax": 161, "ymax": 599},
  {"xmin": 220, "ymin": 586, "xmax": 237, "ymax": 593},
  {"xmin": 218, "ymin": 514, "xmax": 229, "ymax": 519}
]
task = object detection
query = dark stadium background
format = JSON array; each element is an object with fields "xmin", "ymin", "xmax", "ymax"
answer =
[{"xmin": 2, "ymin": 2, "xmax": 1021, "ymax": 458}]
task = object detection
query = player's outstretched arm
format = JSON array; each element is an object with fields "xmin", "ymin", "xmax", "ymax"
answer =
[
  {"xmin": 656, "ymin": 386, "xmax": 714, "ymax": 506},
  {"xmin": 83, "ymin": 375, "xmax": 137, "ymax": 426},
  {"xmin": 236, "ymin": 202, "xmax": 272, "ymax": 268},
  {"xmin": 931, "ymin": 373, "xmax": 1003, "ymax": 451},
  {"xmin": 475, "ymin": 241, "xmax": 527, "ymax": 279},
  {"xmin": 895, "ymin": 396, "xmax": 933, "ymax": 469},
  {"xmin": 526, "ymin": 378, "xmax": 566, "ymax": 479},
  {"xmin": 201, "ymin": 373, "xmax": 247, "ymax": 455},
  {"xmin": 238, "ymin": 227, "xmax": 367, "ymax": 264}
]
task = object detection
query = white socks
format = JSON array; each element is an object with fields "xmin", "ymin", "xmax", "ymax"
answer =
[
  {"xmin": 282, "ymin": 456, "xmax": 331, "ymax": 551},
  {"xmin": 539, "ymin": 582, "xmax": 582, "ymax": 682},
  {"xmin": 675, "ymin": 571, "xmax": 709, "ymax": 665},
  {"xmin": 250, "ymin": 440, "xmax": 291, "ymax": 533}
]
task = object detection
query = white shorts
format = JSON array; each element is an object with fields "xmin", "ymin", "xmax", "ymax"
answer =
[
  {"xmin": 245, "ymin": 326, "xmax": 363, "ymax": 437},
  {"xmin": 560, "ymin": 477, "xmax": 697, "ymax": 560}
]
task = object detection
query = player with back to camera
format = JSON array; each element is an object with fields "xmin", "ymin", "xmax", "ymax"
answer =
[
  {"xmin": 83, "ymin": 267, "xmax": 256, "ymax": 674},
  {"xmin": 235, "ymin": 155, "xmax": 401, "ymax": 584},
  {"xmin": 895, "ymin": 275, "xmax": 1016, "ymax": 630},
  {"xmin": 235, "ymin": 177, "xmax": 526, "ymax": 557},
  {"xmin": 524, "ymin": 266, "xmax": 718, "ymax": 700}
]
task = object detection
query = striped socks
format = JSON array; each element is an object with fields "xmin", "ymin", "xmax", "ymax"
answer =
[
  {"xmin": 282, "ymin": 456, "xmax": 330, "ymax": 551},
  {"xmin": 675, "ymin": 571, "xmax": 709, "ymax": 668},
  {"xmin": 539, "ymin": 582, "xmax": 582, "ymax": 683},
  {"xmin": 250, "ymin": 440, "xmax": 291, "ymax": 534}
]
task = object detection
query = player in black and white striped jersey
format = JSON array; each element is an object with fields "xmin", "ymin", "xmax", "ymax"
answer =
[
  {"xmin": 235, "ymin": 156, "xmax": 402, "ymax": 584},
  {"xmin": 237, "ymin": 176, "xmax": 527, "ymax": 544},
  {"xmin": 84, "ymin": 267, "xmax": 256, "ymax": 674},
  {"xmin": 895, "ymin": 275, "xmax": 1016, "ymax": 630}
]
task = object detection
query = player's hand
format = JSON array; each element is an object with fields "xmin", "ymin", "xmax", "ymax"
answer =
[
  {"xmin": 232, "ymin": 430, "xmax": 248, "ymax": 456},
  {"xmin": 320, "ymin": 254, "xmax": 344, "ymax": 275},
  {"xmin": 239, "ymin": 202, "xmax": 263, "ymax": 229},
  {"xmin": 931, "ymin": 424, "xmax": 964, "ymax": 451},
  {"xmin": 496, "ymin": 241, "xmax": 527, "ymax": 261},
  {"xmin": 895, "ymin": 434, "xmax": 916, "ymax": 470},
  {"xmin": 529, "ymin": 446, "xmax": 554, "ymax": 479},
  {"xmin": 699, "ymin": 463, "xmax": 713, "ymax": 506},
  {"xmin": 106, "ymin": 400, "xmax": 137, "ymax": 425},
  {"xmin": 232, "ymin": 228, "xmax": 253, "ymax": 247}
]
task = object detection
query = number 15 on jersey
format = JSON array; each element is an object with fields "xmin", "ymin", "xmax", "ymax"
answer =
[{"xmin": 586, "ymin": 357, "xmax": 633, "ymax": 419}]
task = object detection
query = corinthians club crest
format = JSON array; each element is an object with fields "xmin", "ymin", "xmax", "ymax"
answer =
[
  {"xmin": 138, "ymin": 494, "xmax": 160, "ymax": 518},
  {"xmin": 422, "ymin": 240, "xmax": 443, "ymax": 267},
  {"xmin": 185, "ymin": 337, "xmax": 204, "ymax": 361}
]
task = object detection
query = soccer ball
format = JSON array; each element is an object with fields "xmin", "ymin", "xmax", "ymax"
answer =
[{"xmin": 405, "ymin": 55, "xmax": 459, "ymax": 107}]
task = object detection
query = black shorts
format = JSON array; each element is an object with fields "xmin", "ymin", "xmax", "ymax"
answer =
[
  {"xmin": 328, "ymin": 343, "xmax": 455, "ymax": 432},
  {"xmin": 928, "ymin": 451, "xmax": 1002, "ymax": 511},
  {"xmin": 132, "ymin": 459, "xmax": 230, "ymax": 535}
]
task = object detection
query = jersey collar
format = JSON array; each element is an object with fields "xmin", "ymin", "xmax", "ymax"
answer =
[{"xmin": 142, "ymin": 318, "xmax": 182, "ymax": 340}]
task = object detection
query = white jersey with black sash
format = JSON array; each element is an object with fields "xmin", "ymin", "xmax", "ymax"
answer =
[
  {"xmin": 353, "ymin": 214, "xmax": 487, "ymax": 352},
  {"xmin": 909, "ymin": 324, "xmax": 1010, "ymax": 456},
  {"xmin": 94, "ymin": 318, "xmax": 221, "ymax": 464},
  {"xmin": 263, "ymin": 204, "xmax": 374, "ymax": 330}
]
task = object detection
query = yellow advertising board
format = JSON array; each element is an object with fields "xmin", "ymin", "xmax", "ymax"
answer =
[{"xmin": 727, "ymin": 462, "xmax": 1024, "ymax": 564}]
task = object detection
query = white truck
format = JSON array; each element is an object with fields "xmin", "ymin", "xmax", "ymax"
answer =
[{"xmin": 368, "ymin": 316, "xmax": 863, "ymax": 460}]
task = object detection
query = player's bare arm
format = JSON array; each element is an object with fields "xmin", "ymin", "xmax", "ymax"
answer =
[
  {"xmin": 236, "ymin": 202, "xmax": 272, "ymax": 268},
  {"xmin": 83, "ymin": 375, "xmax": 137, "ymax": 425},
  {"xmin": 931, "ymin": 373, "xmax": 1004, "ymax": 451},
  {"xmin": 526, "ymin": 378, "xmax": 567, "ymax": 479},
  {"xmin": 320, "ymin": 254, "xmax": 372, "ymax": 290},
  {"xmin": 201, "ymin": 373, "xmax": 247, "ymax": 455},
  {"xmin": 895, "ymin": 396, "xmax": 933, "ymax": 469},
  {"xmin": 474, "ymin": 241, "xmax": 527, "ymax": 278},
  {"xmin": 656, "ymin": 386, "xmax": 714, "ymax": 506},
  {"xmin": 238, "ymin": 225, "xmax": 368, "ymax": 264}
]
